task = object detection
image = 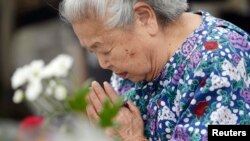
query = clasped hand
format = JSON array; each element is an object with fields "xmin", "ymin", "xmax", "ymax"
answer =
[{"xmin": 86, "ymin": 81, "xmax": 145, "ymax": 141}]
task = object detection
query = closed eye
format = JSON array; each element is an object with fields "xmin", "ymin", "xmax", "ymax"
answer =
[
  {"xmin": 103, "ymin": 47, "xmax": 113, "ymax": 55},
  {"xmin": 85, "ymin": 47, "xmax": 94, "ymax": 54},
  {"xmin": 103, "ymin": 49, "xmax": 111, "ymax": 55}
]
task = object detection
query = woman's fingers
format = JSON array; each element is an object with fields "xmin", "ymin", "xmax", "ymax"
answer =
[
  {"xmin": 86, "ymin": 104, "xmax": 99, "ymax": 122},
  {"xmin": 89, "ymin": 87, "xmax": 103, "ymax": 113},
  {"xmin": 103, "ymin": 81, "xmax": 118, "ymax": 103},
  {"xmin": 92, "ymin": 81, "xmax": 110, "ymax": 103},
  {"xmin": 86, "ymin": 81, "xmax": 121, "ymax": 128},
  {"xmin": 127, "ymin": 100, "xmax": 141, "ymax": 116}
]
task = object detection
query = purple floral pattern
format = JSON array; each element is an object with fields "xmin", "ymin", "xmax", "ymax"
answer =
[
  {"xmin": 118, "ymin": 84, "xmax": 133, "ymax": 94},
  {"xmin": 149, "ymin": 119, "xmax": 156, "ymax": 133},
  {"xmin": 170, "ymin": 126, "xmax": 189, "ymax": 141},
  {"xmin": 202, "ymin": 133, "xmax": 208, "ymax": 141},
  {"xmin": 180, "ymin": 35, "xmax": 199, "ymax": 56},
  {"xmin": 172, "ymin": 63, "xmax": 186, "ymax": 85},
  {"xmin": 232, "ymin": 53, "xmax": 241, "ymax": 66},
  {"xmin": 190, "ymin": 51, "xmax": 202, "ymax": 69},
  {"xmin": 227, "ymin": 32, "xmax": 250, "ymax": 51},
  {"xmin": 240, "ymin": 89, "xmax": 250, "ymax": 104}
]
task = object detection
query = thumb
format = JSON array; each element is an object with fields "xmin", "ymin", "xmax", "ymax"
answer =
[{"xmin": 127, "ymin": 100, "xmax": 141, "ymax": 116}]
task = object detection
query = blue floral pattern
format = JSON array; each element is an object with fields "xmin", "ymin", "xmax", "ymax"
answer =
[{"xmin": 110, "ymin": 11, "xmax": 250, "ymax": 141}]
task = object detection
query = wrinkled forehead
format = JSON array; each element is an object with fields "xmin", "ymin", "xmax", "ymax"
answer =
[
  {"xmin": 71, "ymin": 20, "xmax": 105, "ymax": 46},
  {"xmin": 72, "ymin": 15, "xmax": 113, "ymax": 34},
  {"xmin": 71, "ymin": 15, "xmax": 135, "ymax": 48},
  {"xmin": 72, "ymin": 17, "xmax": 132, "ymax": 39}
]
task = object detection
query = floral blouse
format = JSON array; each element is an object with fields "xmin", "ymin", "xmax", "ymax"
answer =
[{"xmin": 110, "ymin": 11, "xmax": 250, "ymax": 141}]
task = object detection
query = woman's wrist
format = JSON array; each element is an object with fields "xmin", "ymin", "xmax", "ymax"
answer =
[
  {"xmin": 140, "ymin": 137, "xmax": 148, "ymax": 141},
  {"xmin": 135, "ymin": 136, "xmax": 148, "ymax": 141},
  {"xmin": 123, "ymin": 135, "xmax": 147, "ymax": 141}
]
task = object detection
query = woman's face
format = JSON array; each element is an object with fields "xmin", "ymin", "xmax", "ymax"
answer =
[{"xmin": 72, "ymin": 20, "xmax": 153, "ymax": 82}]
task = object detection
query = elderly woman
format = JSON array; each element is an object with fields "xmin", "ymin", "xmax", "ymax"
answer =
[{"xmin": 60, "ymin": 0, "xmax": 250, "ymax": 140}]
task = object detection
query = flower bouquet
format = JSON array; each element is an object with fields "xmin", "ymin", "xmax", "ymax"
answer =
[
  {"xmin": 11, "ymin": 54, "xmax": 80, "ymax": 115},
  {"xmin": 10, "ymin": 54, "xmax": 123, "ymax": 141}
]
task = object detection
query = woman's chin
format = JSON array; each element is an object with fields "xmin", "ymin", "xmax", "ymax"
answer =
[{"xmin": 127, "ymin": 75, "xmax": 145, "ymax": 82}]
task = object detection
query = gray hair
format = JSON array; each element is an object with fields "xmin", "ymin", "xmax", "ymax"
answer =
[{"xmin": 59, "ymin": 0, "xmax": 188, "ymax": 28}]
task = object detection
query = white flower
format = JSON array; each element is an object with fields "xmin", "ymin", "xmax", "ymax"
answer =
[
  {"xmin": 174, "ymin": 90, "xmax": 181, "ymax": 116},
  {"xmin": 13, "ymin": 89, "xmax": 24, "ymax": 103},
  {"xmin": 45, "ymin": 80, "xmax": 57, "ymax": 96},
  {"xmin": 221, "ymin": 60, "xmax": 240, "ymax": 81},
  {"xmin": 11, "ymin": 54, "xmax": 74, "ymax": 107},
  {"xmin": 49, "ymin": 80, "xmax": 57, "ymax": 87},
  {"xmin": 194, "ymin": 69, "xmax": 205, "ymax": 77},
  {"xmin": 27, "ymin": 60, "xmax": 44, "ymax": 82},
  {"xmin": 25, "ymin": 79, "xmax": 43, "ymax": 101},
  {"xmin": 158, "ymin": 106, "xmax": 176, "ymax": 122},
  {"xmin": 43, "ymin": 54, "xmax": 73, "ymax": 78},
  {"xmin": 11, "ymin": 60, "xmax": 44, "ymax": 89},
  {"xmin": 11, "ymin": 65, "xmax": 30, "ymax": 89},
  {"xmin": 45, "ymin": 86, "xmax": 53, "ymax": 96},
  {"xmin": 210, "ymin": 106, "xmax": 238, "ymax": 124},
  {"xmin": 209, "ymin": 73, "xmax": 230, "ymax": 91},
  {"xmin": 160, "ymin": 80, "xmax": 170, "ymax": 87},
  {"xmin": 237, "ymin": 59, "xmax": 250, "ymax": 85},
  {"xmin": 54, "ymin": 85, "xmax": 67, "ymax": 100}
]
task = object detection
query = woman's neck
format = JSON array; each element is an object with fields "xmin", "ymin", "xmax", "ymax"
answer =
[
  {"xmin": 163, "ymin": 12, "xmax": 202, "ymax": 60},
  {"xmin": 147, "ymin": 12, "xmax": 202, "ymax": 81}
]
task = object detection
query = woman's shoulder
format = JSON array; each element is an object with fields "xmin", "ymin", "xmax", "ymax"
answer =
[
  {"xmin": 182, "ymin": 11, "xmax": 250, "ymax": 80},
  {"xmin": 199, "ymin": 10, "xmax": 249, "ymax": 39},
  {"xmin": 198, "ymin": 13, "xmax": 250, "ymax": 59},
  {"xmin": 190, "ymin": 11, "xmax": 249, "ymax": 60}
]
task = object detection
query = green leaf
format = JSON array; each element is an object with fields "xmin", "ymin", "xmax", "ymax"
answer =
[
  {"xmin": 66, "ymin": 82, "xmax": 90, "ymax": 112},
  {"xmin": 98, "ymin": 97, "xmax": 123, "ymax": 128}
]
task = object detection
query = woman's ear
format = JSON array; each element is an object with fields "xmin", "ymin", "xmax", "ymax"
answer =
[{"xmin": 133, "ymin": 2, "xmax": 159, "ymax": 35}]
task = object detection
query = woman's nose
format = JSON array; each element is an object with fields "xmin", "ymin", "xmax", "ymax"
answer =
[{"xmin": 97, "ymin": 54, "xmax": 111, "ymax": 69}]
